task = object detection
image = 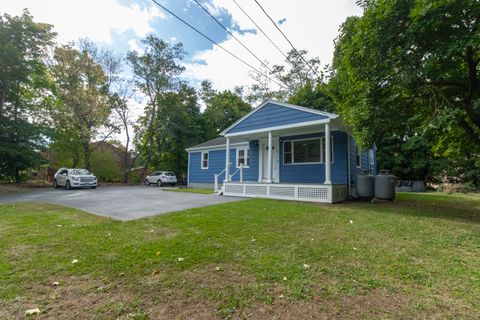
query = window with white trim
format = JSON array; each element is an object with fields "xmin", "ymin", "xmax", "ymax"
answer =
[
  {"xmin": 236, "ymin": 148, "xmax": 250, "ymax": 168},
  {"xmin": 283, "ymin": 137, "xmax": 334, "ymax": 165},
  {"xmin": 355, "ymin": 145, "xmax": 361, "ymax": 168},
  {"xmin": 201, "ymin": 151, "xmax": 209, "ymax": 169}
]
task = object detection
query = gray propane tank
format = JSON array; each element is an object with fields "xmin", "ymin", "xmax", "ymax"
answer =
[
  {"xmin": 356, "ymin": 171, "xmax": 374, "ymax": 199},
  {"xmin": 374, "ymin": 170, "xmax": 396, "ymax": 200}
]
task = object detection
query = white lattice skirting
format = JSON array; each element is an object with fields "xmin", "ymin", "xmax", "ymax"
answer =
[{"xmin": 223, "ymin": 183, "xmax": 347, "ymax": 203}]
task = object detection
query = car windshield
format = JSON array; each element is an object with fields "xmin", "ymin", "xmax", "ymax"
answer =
[
  {"xmin": 163, "ymin": 172, "xmax": 175, "ymax": 176},
  {"xmin": 70, "ymin": 169, "xmax": 90, "ymax": 175}
]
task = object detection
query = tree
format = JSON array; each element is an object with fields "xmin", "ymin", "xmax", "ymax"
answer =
[
  {"xmin": 288, "ymin": 80, "xmax": 335, "ymax": 112},
  {"xmin": 49, "ymin": 45, "xmax": 113, "ymax": 170},
  {"xmin": 127, "ymin": 36, "xmax": 186, "ymax": 172},
  {"xmin": 329, "ymin": 0, "xmax": 480, "ymax": 184},
  {"xmin": 201, "ymin": 82, "xmax": 252, "ymax": 139},
  {"xmin": 0, "ymin": 11, "xmax": 55, "ymax": 181}
]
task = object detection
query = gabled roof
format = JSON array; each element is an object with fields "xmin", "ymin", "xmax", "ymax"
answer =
[
  {"xmin": 186, "ymin": 136, "xmax": 248, "ymax": 152},
  {"xmin": 220, "ymin": 100, "xmax": 338, "ymax": 136}
]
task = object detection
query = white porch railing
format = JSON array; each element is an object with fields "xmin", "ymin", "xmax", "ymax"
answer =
[
  {"xmin": 229, "ymin": 164, "xmax": 244, "ymax": 182},
  {"xmin": 214, "ymin": 168, "xmax": 226, "ymax": 193}
]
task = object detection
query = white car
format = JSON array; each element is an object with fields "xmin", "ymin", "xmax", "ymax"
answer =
[
  {"xmin": 144, "ymin": 171, "xmax": 177, "ymax": 187},
  {"xmin": 53, "ymin": 168, "xmax": 97, "ymax": 190}
]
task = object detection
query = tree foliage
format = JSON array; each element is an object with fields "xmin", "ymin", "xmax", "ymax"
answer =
[
  {"xmin": 0, "ymin": 10, "xmax": 55, "ymax": 181},
  {"xmin": 49, "ymin": 45, "xmax": 113, "ymax": 170},
  {"xmin": 330, "ymin": 0, "xmax": 480, "ymax": 184}
]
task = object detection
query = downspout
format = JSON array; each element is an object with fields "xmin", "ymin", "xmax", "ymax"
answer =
[
  {"xmin": 187, "ymin": 152, "xmax": 190, "ymax": 187},
  {"xmin": 347, "ymin": 134, "xmax": 351, "ymax": 197}
]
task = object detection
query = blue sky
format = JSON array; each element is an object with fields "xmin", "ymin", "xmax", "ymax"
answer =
[{"xmin": 3, "ymin": 0, "xmax": 362, "ymax": 91}]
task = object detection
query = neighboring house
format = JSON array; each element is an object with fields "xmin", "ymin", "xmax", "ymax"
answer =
[{"xmin": 186, "ymin": 101, "xmax": 376, "ymax": 203}]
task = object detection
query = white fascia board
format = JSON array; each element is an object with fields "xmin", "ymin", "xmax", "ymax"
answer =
[
  {"xmin": 224, "ymin": 119, "xmax": 331, "ymax": 137},
  {"xmin": 219, "ymin": 100, "xmax": 338, "ymax": 136},
  {"xmin": 185, "ymin": 142, "xmax": 249, "ymax": 152}
]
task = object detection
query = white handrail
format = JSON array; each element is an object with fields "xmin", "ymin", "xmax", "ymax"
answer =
[
  {"xmin": 229, "ymin": 164, "xmax": 243, "ymax": 182},
  {"xmin": 214, "ymin": 168, "xmax": 227, "ymax": 193}
]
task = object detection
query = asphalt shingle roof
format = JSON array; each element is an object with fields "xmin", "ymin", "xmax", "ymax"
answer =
[{"xmin": 187, "ymin": 136, "xmax": 248, "ymax": 150}]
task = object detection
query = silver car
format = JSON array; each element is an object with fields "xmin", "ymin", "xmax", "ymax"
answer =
[
  {"xmin": 144, "ymin": 171, "xmax": 177, "ymax": 187},
  {"xmin": 53, "ymin": 168, "xmax": 97, "ymax": 190}
]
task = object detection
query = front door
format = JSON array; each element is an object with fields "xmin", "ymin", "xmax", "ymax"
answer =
[{"xmin": 261, "ymin": 139, "xmax": 279, "ymax": 182}]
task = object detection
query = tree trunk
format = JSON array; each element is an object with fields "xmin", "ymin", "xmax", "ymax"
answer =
[
  {"xmin": 15, "ymin": 167, "xmax": 20, "ymax": 183},
  {"xmin": 123, "ymin": 126, "xmax": 130, "ymax": 183},
  {"xmin": 83, "ymin": 141, "xmax": 91, "ymax": 170}
]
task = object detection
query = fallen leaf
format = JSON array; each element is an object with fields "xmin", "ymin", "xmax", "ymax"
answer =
[
  {"xmin": 118, "ymin": 272, "xmax": 125, "ymax": 276},
  {"xmin": 52, "ymin": 281, "xmax": 59, "ymax": 286},
  {"xmin": 177, "ymin": 257, "xmax": 184, "ymax": 262},
  {"xmin": 152, "ymin": 270, "xmax": 160, "ymax": 275},
  {"xmin": 251, "ymin": 239, "xmax": 256, "ymax": 242},
  {"xmin": 156, "ymin": 251, "xmax": 161, "ymax": 256},
  {"xmin": 55, "ymin": 225, "xmax": 62, "ymax": 227},
  {"xmin": 25, "ymin": 308, "xmax": 40, "ymax": 316},
  {"xmin": 107, "ymin": 233, "xmax": 111, "ymax": 236},
  {"xmin": 283, "ymin": 276, "xmax": 287, "ymax": 281},
  {"xmin": 303, "ymin": 263, "xmax": 310, "ymax": 269},
  {"xmin": 71, "ymin": 259, "xmax": 79, "ymax": 264},
  {"xmin": 353, "ymin": 247, "xmax": 358, "ymax": 251},
  {"xmin": 279, "ymin": 294, "xmax": 284, "ymax": 299},
  {"xmin": 215, "ymin": 266, "xmax": 222, "ymax": 271},
  {"xmin": 349, "ymin": 220, "xmax": 353, "ymax": 224}
]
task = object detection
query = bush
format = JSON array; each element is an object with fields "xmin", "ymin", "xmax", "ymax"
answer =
[{"xmin": 90, "ymin": 149, "xmax": 123, "ymax": 182}]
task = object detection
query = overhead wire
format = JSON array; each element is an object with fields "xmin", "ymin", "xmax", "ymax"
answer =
[{"xmin": 149, "ymin": 0, "xmax": 288, "ymax": 89}]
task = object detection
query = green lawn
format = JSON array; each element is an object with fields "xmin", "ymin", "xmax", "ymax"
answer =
[
  {"xmin": 164, "ymin": 187, "xmax": 215, "ymax": 194},
  {"xmin": 0, "ymin": 193, "xmax": 479, "ymax": 319}
]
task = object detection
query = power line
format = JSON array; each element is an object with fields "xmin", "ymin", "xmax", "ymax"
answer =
[
  {"xmin": 253, "ymin": 0, "xmax": 320, "ymax": 78},
  {"xmin": 192, "ymin": 0, "xmax": 274, "ymax": 74},
  {"xmin": 231, "ymin": 0, "xmax": 310, "ymax": 81},
  {"xmin": 149, "ymin": 0, "xmax": 287, "ymax": 89}
]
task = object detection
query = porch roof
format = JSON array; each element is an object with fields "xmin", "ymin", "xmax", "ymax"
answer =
[{"xmin": 186, "ymin": 136, "xmax": 248, "ymax": 152}]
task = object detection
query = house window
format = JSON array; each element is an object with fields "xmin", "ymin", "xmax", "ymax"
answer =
[
  {"xmin": 355, "ymin": 145, "xmax": 361, "ymax": 168},
  {"xmin": 236, "ymin": 148, "xmax": 250, "ymax": 168},
  {"xmin": 321, "ymin": 137, "xmax": 334, "ymax": 164},
  {"xmin": 201, "ymin": 151, "xmax": 209, "ymax": 169},
  {"xmin": 284, "ymin": 138, "xmax": 321, "ymax": 164},
  {"xmin": 283, "ymin": 137, "xmax": 334, "ymax": 165}
]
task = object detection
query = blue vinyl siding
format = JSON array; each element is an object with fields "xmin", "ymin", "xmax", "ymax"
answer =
[
  {"xmin": 226, "ymin": 102, "xmax": 328, "ymax": 134},
  {"xmin": 279, "ymin": 131, "xmax": 348, "ymax": 184},
  {"xmin": 188, "ymin": 141, "xmax": 259, "ymax": 184},
  {"xmin": 349, "ymin": 136, "xmax": 376, "ymax": 187}
]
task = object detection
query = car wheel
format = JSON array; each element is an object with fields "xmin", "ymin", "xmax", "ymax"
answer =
[
  {"xmin": 53, "ymin": 179, "xmax": 58, "ymax": 189},
  {"xmin": 91, "ymin": 186, "xmax": 96, "ymax": 189},
  {"xmin": 171, "ymin": 183, "xmax": 176, "ymax": 187},
  {"xmin": 66, "ymin": 180, "xmax": 71, "ymax": 190},
  {"xmin": 144, "ymin": 179, "xmax": 150, "ymax": 186},
  {"xmin": 157, "ymin": 180, "xmax": 163, "ymax": 187}
]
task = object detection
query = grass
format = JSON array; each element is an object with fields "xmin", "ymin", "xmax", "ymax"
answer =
[
  {"xmin": 0, "ymin": 193, "xmax": 479, "ymax": 319},
  {"xmin": 164, "ymin": 187, "xmax": 215, "ymax": 194}
]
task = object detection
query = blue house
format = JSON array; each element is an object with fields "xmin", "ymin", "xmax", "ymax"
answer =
[{"xmin": 186, "ymin": 101, "xmax": 376, "ymax": 203}]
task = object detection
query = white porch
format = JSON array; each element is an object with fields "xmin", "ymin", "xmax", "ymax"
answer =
[{"xmin": 222, "ymin": 181, "xmax": 348, "ymax": 203}]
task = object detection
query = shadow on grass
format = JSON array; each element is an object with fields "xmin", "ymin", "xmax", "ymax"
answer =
[{"xmin": 346, "ymin": 192, "xmax": 480, "ymax": 225}]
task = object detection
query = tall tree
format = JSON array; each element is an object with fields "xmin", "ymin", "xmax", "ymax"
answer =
[
  {"xmin": 200, "ymin": 82, "xmax": 252, "ymax": 139},
  {"xmin": 49, "ymin": 45, "xmax": 113, "ymax": 170},
  {"xmin": 0, "ymin": 11, "xmax": 55, "ymax": 181},
  {"xmin": 329, "ymin": 0, "xmax": 480, "ymax": 184},
  {"xmin": 127, "ymin": 36, "xmax": 185, "ymax": 172},
  {"xmin": 288, "ymin": 80, "xmax": 335, "ymax": 112}
]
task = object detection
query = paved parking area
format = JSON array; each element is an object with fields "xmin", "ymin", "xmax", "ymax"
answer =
[{"xmin": 0, "ymin": 186, "xmax": 243, "ymax": 221}]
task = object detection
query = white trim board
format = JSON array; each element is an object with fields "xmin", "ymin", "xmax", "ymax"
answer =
[{"xmin": 224, "ymin": 119, "xmax": 331, "ymax": 137}]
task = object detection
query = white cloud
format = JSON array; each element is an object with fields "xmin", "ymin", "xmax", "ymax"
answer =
[
  {"xmin": 183, "ymin": 0, "xmax": 362, "ymax": 91},
  {"xmin": 2, "ymin": 0, "xmax": 165, "ymax": 44}
]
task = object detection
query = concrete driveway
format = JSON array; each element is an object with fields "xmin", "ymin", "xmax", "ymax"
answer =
[{"xmin": 0, "ymin": 186, "xmax": 243, "ymax": 221}]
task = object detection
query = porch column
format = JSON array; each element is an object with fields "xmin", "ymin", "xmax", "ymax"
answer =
[
  {"xmin": 324, "ymin": 123, "xmax": 332, "ymax": 184},
  {"xmin": 267, "ymin": 131, "xmax": 273, "ymax": 183},
  {"xmin": 225, "ymin": 137, "xmax": 230, "ymax": 182}
]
